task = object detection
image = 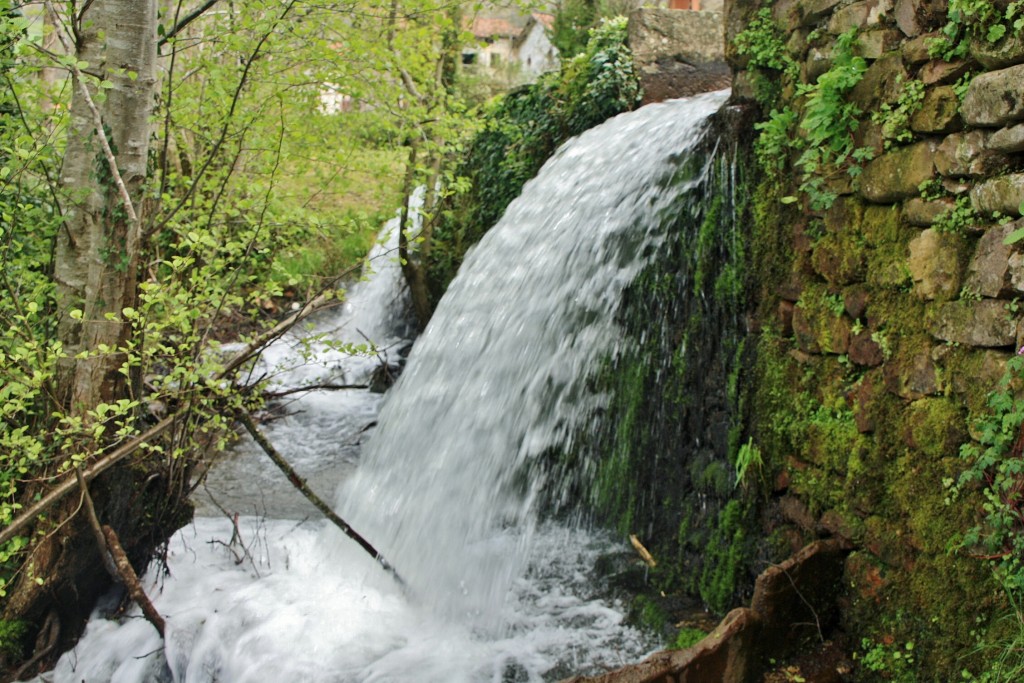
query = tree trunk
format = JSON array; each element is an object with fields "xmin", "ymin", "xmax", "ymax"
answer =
[
  {"xmin": 54, "ymin": 0, "xmax": 158, "ymax": 412},
  {"xmin": 2, "ymin": 3, "xmax": 165, "ymax": 676}
]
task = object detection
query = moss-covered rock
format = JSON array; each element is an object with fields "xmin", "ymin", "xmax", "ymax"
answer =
[
  {"xmin": 961, "ymin": 64, "xmax": 1024, "ymax": 127},
  {"xmin": 859, "ymin": 141, "xmax": 937, "ymax": 203},
  {"xmin": 970, "ymin": 173, "xmax": 1024, "ymax": 217},
  {"xmin": 909, "ymin": 85, "xmax": 962, "ymax": 135},
  {"xmin": 930, "ymin": 300, "xmax": 1017, "ymax": 347},
  {"xmin": 907, "ymin": 228, "xmax": 965, "ymax": 301}
]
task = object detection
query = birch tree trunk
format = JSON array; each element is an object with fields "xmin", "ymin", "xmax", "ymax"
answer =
[
  {"xmin": 2, "ymin": 3, "xmax": 161, "ymax": 675},
  {"xmin": 55, "ymin": 0, "xmax": 158, "ymax": 412}
]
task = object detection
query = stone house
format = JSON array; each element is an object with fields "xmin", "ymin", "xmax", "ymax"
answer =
[
  {"xmin": 514, "ymin": 13, "xmax": 560, "ymax": 79},
  {"xmin": 462, "ymin": 12, "xmax": 560, "ymax": 83}
]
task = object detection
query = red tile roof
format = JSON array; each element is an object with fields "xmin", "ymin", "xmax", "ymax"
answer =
[{"xmin": 470, "ymin": 17, "xmax": 519, "ymax": 39}]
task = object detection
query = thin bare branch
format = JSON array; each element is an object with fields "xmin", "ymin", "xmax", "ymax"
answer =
[
  {"xmin": 239, "ymin": 411, "xmax": 406, "ymax": 589},
  {"xmin": 158, "ymin": 0, "xmax": 222, "ymax": 48}
]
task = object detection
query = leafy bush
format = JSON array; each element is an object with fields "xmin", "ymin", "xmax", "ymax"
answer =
[{"xmin": 425, "ymin": 17, "xmax": 641, "ymax": 305}]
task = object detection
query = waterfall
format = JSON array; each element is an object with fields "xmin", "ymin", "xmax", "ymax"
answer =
[
  {"xmin": 41, "ymin": 90, "xmax": 731, "ymax": 683},
  {"xmin": 336, "ymin": 90, "xmax": 732, "ymax": 626}
]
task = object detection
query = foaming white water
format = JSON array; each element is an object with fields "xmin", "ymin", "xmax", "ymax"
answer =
[
  {"xmin": 42, "ymin": 92, "xmax": 727, "ymax": 682},
  {"xmin": 49, "ymin": 518, "xmax": 650, "ymax": 683}
]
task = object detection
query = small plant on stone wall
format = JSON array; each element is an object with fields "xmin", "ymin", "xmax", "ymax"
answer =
[
  {"xmin": 918, "ymin": 180, "xmax": 983, "ymax": 235},
  {"xmin": 954, "ymin": 72, "xmax": 975, "ymax": 102},
  {"xmin": 792, "ymin": 29, "xmax": 869, "ymax": 210},
  {"xmin": 871, "ymin": 77, "xmax": 925, "ymax": 150},
  {"xmin": 751, "ymin": 30, "xmax": 871, "ymax": 209},
  {"xmin": 952, "ymin": 353, "xmax": 1024, "ymax": 589},
  {"xmin": 951, "ymin": 351, "xmax": 1024, "ymax": 681},
  {"xmin": 935, "ymin": 195, "xmax": 982, "ymax": 235},
  {"xmin": 930, "ymin": 0, "xmax": 1024, "ymax": 61},
  {"xmin": 857, "ymin": 638, "xmax": 917, "ymax": 682},
  {"xmin": 734, "ymin": 7, "xmax": 799, "ymax": 106},
  {"xmin": 1001, "ymin": 201, "xmax": 1024, "ymax": 245},
  {"xmin": 733, "ymin": 437, "xmax": 763, "ymax": 489},
  {"xmin": 960, "ymin": 595, "xmax": 1024, "ymax": 682},
  {"xmin": 754, "ymin": 106, "xmax": 798, "ymax": 171}
]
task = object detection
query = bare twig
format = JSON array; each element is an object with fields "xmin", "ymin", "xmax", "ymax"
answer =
[
  {"xmin": 263, "ymin": 383, "xmax": 370, "ymax": 399},
  {"xmin": 158, "ymin": 0, "xmax": 222, "ymax": 48},
  {"xmin": 238, "ymin": 411, "xmax": 406, "ymax": 589},
  {"xmin": 629, "ymin": 534, "xmax": 658, "ymax": 568},
  {"xmin": 75, "ymin": 468, "xmax": 119, "ymax": 577}
]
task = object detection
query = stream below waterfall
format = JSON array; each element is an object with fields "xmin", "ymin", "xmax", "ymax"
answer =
[{"xmin": 37, "ymin": 90, "xmax": 730, "ymax": 683}]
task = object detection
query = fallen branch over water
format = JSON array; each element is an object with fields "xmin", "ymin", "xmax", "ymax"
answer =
[
  {"xmin": 76, "ymin": 468, "xmax": 166, "ymax": 637},
  {"xmin": 102, "ymin": 526, "xmax": 166, "ymax": 638},
  {"xmin": 238, "ymin": 411, "xmax": 406, "ymax": 589}
]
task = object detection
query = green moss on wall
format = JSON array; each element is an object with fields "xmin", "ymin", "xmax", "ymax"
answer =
[
  {"xmin": 579, "ymin": 111, "xmax": 761, "ymax": 619},
  {"xmin": 698, "ymin": 499, "xmax": 756, "ymax": 614}
]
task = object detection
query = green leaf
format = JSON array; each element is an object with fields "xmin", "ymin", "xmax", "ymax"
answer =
[
  {"xmin": 1002, "ymin": 226, "xmax": 1024, "ymax": 245},
  {"xmin": 987, "ymin": 23, "xmax": 1007, "ymax": 42}
]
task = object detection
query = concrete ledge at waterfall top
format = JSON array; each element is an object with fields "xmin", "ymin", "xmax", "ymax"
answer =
[
  {"xmin": 628, "ymin": 8, "xmax": 731, "ymax": 105},
  {"xmin": 559, "ymin": 540, "xmax": 848, "ymax": 683}
]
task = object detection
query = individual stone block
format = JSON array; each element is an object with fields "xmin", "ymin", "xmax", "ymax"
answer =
[
  {"xmin": 772, "ymin": 0, "xmax": 803, "ymax": 32},
  {"xmin": 849, "ymin": 330, "xmax": 885, "ymax": 366},
  {"xmin": 786, "ymin": 29, "xmax": 810, "ymax": 62},
  {"xmin": 935, "ymin": 130, "xmax": 1009, "ymax": 178},
  {"xmin": 902, "ymin": 32, "xmax": 937, "ymax": 64},
  {"xmin": 971, "ymin": 173, "xmax": 1024, "ymax": 216},
  {"xmin": 851, "ymin": 52, "xmax": 908, "ymax": 110},
  {"xmin": 828, "ymin": 0, "xmax": 893, "ymax": 34},
  {"xmin": 931, "ymin": 299, "xmax": 1018, "ymax": 347},
  {"xmin": 970, "ymin": 32, "xmax": 1024, "ymax": 70},
  {"xmin": 909, "ymin": 85, "xmax": 962, "ymax": 134},
  {"xmin": 908, "ymin": 228, "xmax": 965, "ymax": 300},
  {"xmin": 894, "ymin": 0, "xmax": 946, "ymax": 37},
  {"xmin": 989, "ymin": 123, "xmax": 1024, "ymax": 153},
  {"xmin": 798, "ymin": 0, "xmax": 845, "ymax": 26},
  {"xmin": 884, "ymin": 349, "xmax": 940, "ymax": 399},
  {"xmin": 904, "ymin": 196, "xmax": 955, "ymax": 226},
  {"xmin": 844, "ymin": 285, "xmax": 870, "ymax": 319},
  {"xmin": 964, "ymin": 221, "xmax": 1024, "ymax": 298},
  {"xmin": 813, "ymin": 233, "xmax": 867, "ymax": 285},
  {"xmin": 824, "ymin": 196, "xmax": 865, "ymax": 235},
  {"xmin": 857, "ymin": 28, "xmax": 904, "ymax": 59},
  {"xmin": 962, "ymin": 64, "xmax": 1024, "ymax": 127},
  {"xmin": 860, "ymin": 141, "xmax": 937, "ymax": 203},
  {"xmin": 920, "ymin": 59, "xmax": 971, "ymax": 85},
  {"xmin": 805, "ymin": 46, "xmax": 834, "ymax": 83}
]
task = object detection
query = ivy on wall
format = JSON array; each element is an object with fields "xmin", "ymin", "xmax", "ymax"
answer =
[{"xmin": 424, "ymin": 18, "xmax": 641, "ymax": 307}]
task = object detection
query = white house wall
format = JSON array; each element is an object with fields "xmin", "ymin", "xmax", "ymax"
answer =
[{"xmin": 516, "ymin": 25, "xmax": 559, "ymax": 77}]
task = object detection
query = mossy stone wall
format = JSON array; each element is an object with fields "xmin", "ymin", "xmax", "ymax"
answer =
[{"xmin": 727, "ymin": 0, "xmax": 1024, "ymax": 676}]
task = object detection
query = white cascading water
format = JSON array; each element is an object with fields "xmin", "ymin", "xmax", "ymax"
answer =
[{"xmin": 40, "ymin": 90, "xmax": 728, "ymax": 683}]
